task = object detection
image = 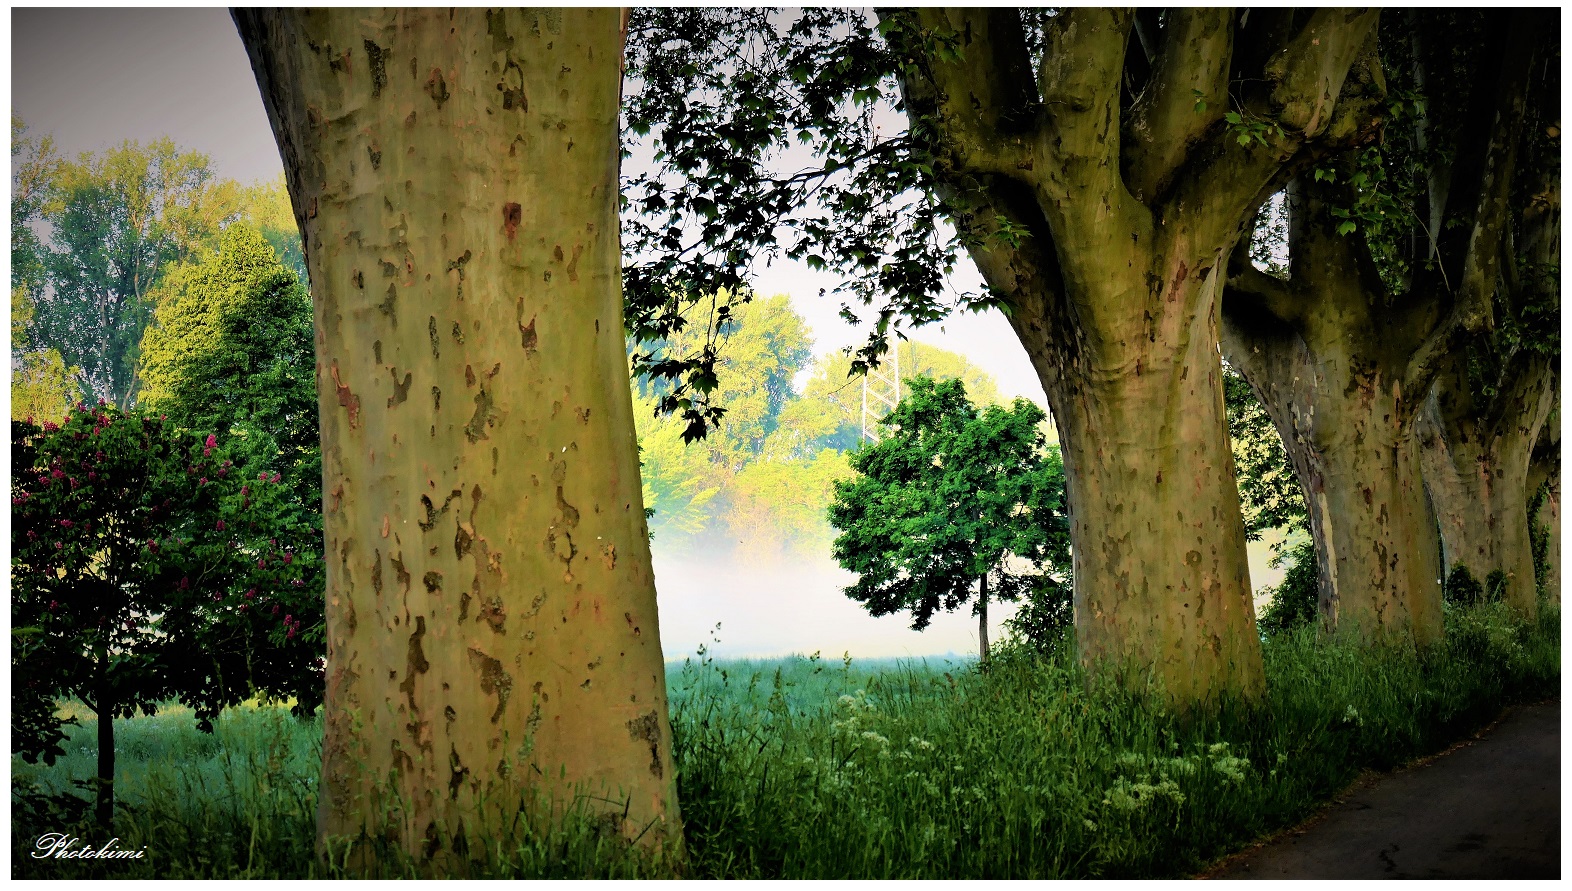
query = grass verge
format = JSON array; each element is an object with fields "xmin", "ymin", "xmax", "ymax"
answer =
[{"xmin": 12, "ymin": 601, "xmax": 1559, "ymax": 878}]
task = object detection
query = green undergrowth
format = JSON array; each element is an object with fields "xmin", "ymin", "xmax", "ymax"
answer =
[{"xmin": 12, "ymin": 601, "xmax": 1559, "ymax": 879}]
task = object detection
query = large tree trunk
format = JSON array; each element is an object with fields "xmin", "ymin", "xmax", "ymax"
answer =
[
  {"xmin": 1038, "ymin": 253, "xmax": 1265, "ymax": 700},
  {"xmin": 882, "ymin": 8, "xmax": 1384, "ymax": 702},
  {"xmin": 234, "ymin": 9, "xmax": 681, "ymax": 864},
  {"xmin": 1222, "ymin": 182, "xmax": 1445, "ymax": 647},
  {"xmin": 1418, "ymin": 358, "xmax": 1556, "ymax": 616}
]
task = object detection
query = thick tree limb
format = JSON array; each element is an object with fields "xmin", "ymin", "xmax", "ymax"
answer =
[
  {"xmin": 1224, "ymin": 250, "xmax": 1301, "ymax": 327},
  {"xmin": 1404, "ymin": 13, "xmax": 1542, "ymax": 400},
  {"xmin": 1454, "ymin": 11, "xmax": 1540, "ymax": 337},
  {"xmin": 1122, "ymin": 8, "xmax": 1233, "ymax": 203},
  {"xmin": 1034, "ymin": 8, "xmax": 1135, "ymax": 206},
  {"xmin": 1265, "ymin": 8, "xmax": 1380, "ymax": 138},
  {"xmin": 885, "ymin": 9, "xmax": 1040, "ymax": 180}
]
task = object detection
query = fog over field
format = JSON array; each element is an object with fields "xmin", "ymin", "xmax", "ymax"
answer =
[{"xmin": 651, "ymin": 533, "xmax": 1293, "ymax": 661}]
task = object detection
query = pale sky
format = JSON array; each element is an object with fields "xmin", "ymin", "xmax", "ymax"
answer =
[{"xmin": 8, "ymin": 9, "xmax": 1280, "ymax": 660}]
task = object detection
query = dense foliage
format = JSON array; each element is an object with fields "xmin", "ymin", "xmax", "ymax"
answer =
[
  {"xmin": 829, "ymin": 378, "xmax": 1070, "ymax": 648},
  {"xmin": 11, "ymin": 404, "xmax": 323, "ymax": 820}
]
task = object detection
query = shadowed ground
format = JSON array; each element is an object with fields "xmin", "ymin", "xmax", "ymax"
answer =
[{"xmin": 1206, "ymin": 700, "xmax": 1560, "ymax": 879}]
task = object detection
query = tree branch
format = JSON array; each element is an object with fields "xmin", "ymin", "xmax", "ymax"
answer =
[
  {"xmin": 1264, "ymin": 8, "xmax": 1381, "ymax": 138},
  {"xmin": 1224, "ymin": 248, "xmax": 1302, "ymax": 327},
  {"xmin": 1406, "ymin": 12, "xmax": 1544, "ymax": 398},
  {"xmin": 1122, "ymin": 8, "xmax": 1233, "ymax": 203},
  {"xmin": 1035, "ymin": 8, "xmax": 1135, "ymax": 203},
  {"xmin": 881, "ymin": 8, "xmax": 1040, "ymax": 180},
  {"xmin": 1454, "ymin": 11, "xmax": 1541, "ymax": 337}
]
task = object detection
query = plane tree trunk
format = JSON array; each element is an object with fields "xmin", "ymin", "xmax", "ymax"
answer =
[
  {"xmin": 885, "ymin": 8, "xmax": 1384, "ymax": 701},
  {"xmin": 1222, "ymin": 10, "xmax": 1548, "ymax": 641},
  {"xmin": 1418, "ymin": 358, "xmax": 1555, "ymax": 615},
  {"xmin": 234, "ymin": 8, "xmax": 681, "ymax": 865},
  {"xmin": 1222, "ymin": 183, "xmax": 1443, "ymax": 646},
  {"xmin": 1414, "ymin": 18, "xmax": 1557, "ymax": 619}
]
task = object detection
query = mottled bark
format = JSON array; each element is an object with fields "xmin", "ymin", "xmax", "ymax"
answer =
[
  {"xmin": 885, "ymin": 8, "xmax": 1380, "ymax": 701},
  {"xmin": 1418, "ymin": 358, "xmax": 1556, "ymax": 616},
  {"xmin": 1222, "ymin": 10, "xmax": 1548, "ymax": 643},
  {"xmin": 234, "ymin": 8, "xmax": 680, "ymax": 863},
  {"xmin": 1223, "ymin": 186, "xmax": 1444, "ymax": 647},
  {"xmin": 1412, "ymin": 11, "xmax": 1557, "ymax": 619}
]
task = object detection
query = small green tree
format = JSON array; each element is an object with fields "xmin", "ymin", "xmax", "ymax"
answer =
[
  {"xmin": 11, "ymin": 406, "xmax": 322, "ymax": 827},
  {"xmin": 829, "ymin": 377, "xmax": 1070, "ymax": 661}
]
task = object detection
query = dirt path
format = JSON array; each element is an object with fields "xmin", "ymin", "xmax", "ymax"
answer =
[{"xmin": 1205, "ymin": 700, "xmax": 1561, "ymax": 880}]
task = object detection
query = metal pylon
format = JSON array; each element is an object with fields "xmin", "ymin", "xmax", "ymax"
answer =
[{"xmin": 860, "ymin": 340, "xmax": 902, "ymax": 443}]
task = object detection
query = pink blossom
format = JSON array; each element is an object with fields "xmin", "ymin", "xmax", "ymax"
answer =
[
  {"xmin": 217, "ymin": 467, "xmax": 228, "ymax": 478},
  {"xmin": 205, "ymin": 434, "xmax": 217, "ymax": 449},
  {"xmin": 271, "ymin": 473, "xmax": 282, "ymax": 484},
  {"xmin": 241, "ymin": 485, "xmax": 250, "ymax": 497},
  {"xmin": 244, "ymin": 589, "xmax": 255, "ymax": 600},
  {"xmin": 283, "ymin": 614, "xmax": 293, "ymax": 624},
  {"xmin": 259, "ymin": 472, "xmax": 269, "ymax": 482},
  {"xmin": 179, "ymin": 577, "xmax": 190, "ymax": 590},
  {"xmin": 59, "ymin": 519, "xmax": 73, "ymax": 528},
  {"xmin": 203, "ymin": 448, "xmax": 213, "ymax": 457},
  {"xmin": 47, "ymin": 600, "xmax": 58, "ymax": 611},
  {"xmin": 215, "ymin": 520, "xmax": 226, "ymax": 531},
  {"xmin": 286, "ymin": 625, "xmax": 295, "ymax": 640},
  {"xmin": 271, "ymin": 605, "xmax": 280, "ymax": 615},
  {"xmin": 283, "ymin": 553, "xmax": 293, "ymax": 565},
  {"xmin": 258, "ymin": 558, "xmax": 267, "ymax": 569},
  {"xmin": 54, "ymin": 542, "xmax": 62, "ymax": 550},
  {"xmin": 199, "ymin": 477, "xmax": 208, "ymax": 485},
  {"xmin": 42, "ymin": 421, "xmax": 58, "ymax": 432},
  {"xmin": 87, "ymin": 472, "xmax": 97, "ymax": 481},
  {"xmin": 50, "ymin": 469, "xmax": 64, "ymax": 480}
]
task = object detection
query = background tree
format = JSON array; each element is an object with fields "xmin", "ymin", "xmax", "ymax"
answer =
[
  {"xmin": 235, "ymin": 174, "xmax": 308, "ymax": 281},
  {"xmin": 625, "ymin": 9, "xmax": 1387, "ymax": 701},
  {"xmin": 830, "ymin": 377, "xmax": 1070, "ymax": 662},
  {"xmin": 796, "ymin": 341, "xmax": 1006, "ymax": 455},
  {"xmin": 11, "ymin": 406, "xmax": 317, "ymax": 827},
  {"xmin": 1222, "ymin": 10, "xmax": 1553, "ymax": 636},
  {"xmin": 1415, "ymin": 21, "xmax": 1560, "ymax": 616},
  {"xmin": 138, "ymin": 222, "xmax": 320, "ymax": 495},
  {"xmin": 633, "ymin": 292, "xmax": 813, "ymax": 461},
  {"xmin": 235, "ymin": 7, "xmax": 682, "ymax": 862},
  {"xmin": 30, "ymin": 138, "xmax": 239, "ymax": 407},
  {"xmin": 11, "ymin": 117, "xmax": 81, "ymax": 420}
]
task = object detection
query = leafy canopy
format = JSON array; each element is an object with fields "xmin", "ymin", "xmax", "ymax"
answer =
[
  {"xmin": 829, "ymin": 377, "xmax": 1070, "ymax": 632},
  {"xmin": 11, "ymin": 406, "xmax": 323, "ymax": 765}
]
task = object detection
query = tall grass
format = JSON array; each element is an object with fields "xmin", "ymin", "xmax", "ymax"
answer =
[{"xmin": 12, "ymin": 602, "xmax": 1559, "ymax": 879}]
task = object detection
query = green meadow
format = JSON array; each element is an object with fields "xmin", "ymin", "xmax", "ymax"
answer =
[{"xmin": 12, "ymin": 600, "xmax": 1558, "ymax": 880}]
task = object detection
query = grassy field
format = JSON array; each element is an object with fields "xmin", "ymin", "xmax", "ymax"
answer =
[{"xmin": 12, "ymin": 601, "xmax": 1560, "ymax": 879}]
